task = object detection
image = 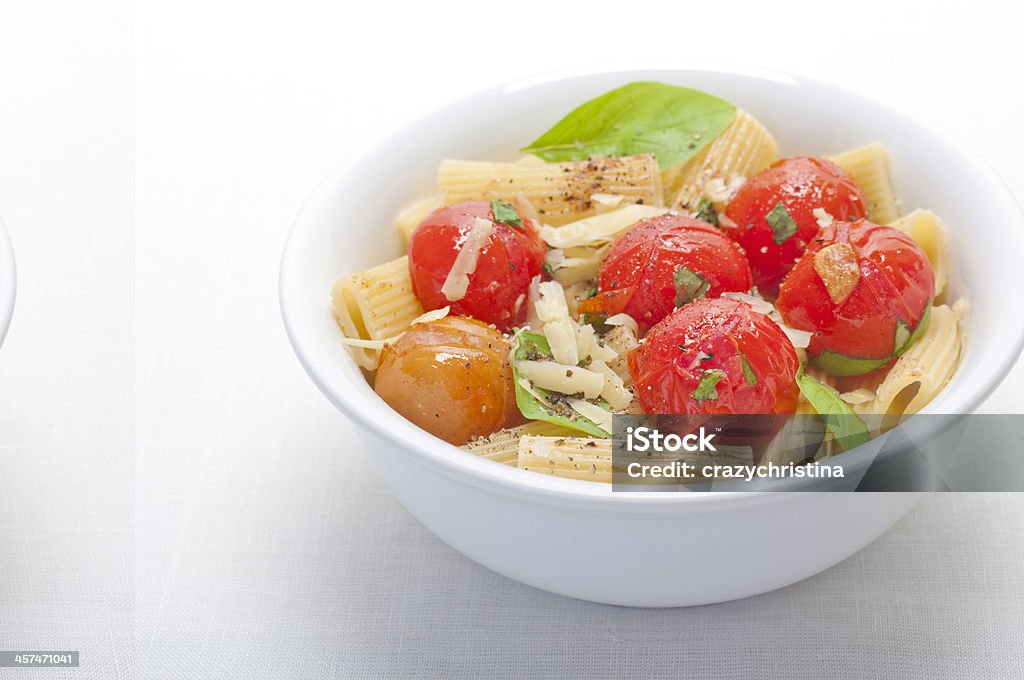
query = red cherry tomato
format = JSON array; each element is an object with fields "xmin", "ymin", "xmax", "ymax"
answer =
[
  {"xmin": 408, "ymin": 200, "xmax": 546, "ymax": 331},
  {"xmin": 776, "ymin": 219, "xmax": 934, "ymax": 376},
  {"xmin": 578, "ymin": 214, "xmax": 752, "ymax": 335},
  {"xmin": 722, "ymin": 157, "xmax": 867, "ymax": 293},
  {"xmin": 628, "ymin": 297, "xmax": 800, "ymax": 415}
]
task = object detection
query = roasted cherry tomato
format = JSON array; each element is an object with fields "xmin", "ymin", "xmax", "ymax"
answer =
[
  {"xmin": 578, "ymin": 214, "xmax": 752, "ymax": 335},
  {"xmin": 628, "ymin": 297, "xmax": 799, "ymax": 415},
  {"xmin": 408, "ymin": 200, "xmax": 546, "ymax": 331},
  {"xmin": 776, "ymin": 219, "xmax": 934, "ymax": 376},
  {"xmin": 374, "ymin": 316, "xmax": 523, "ymax": 445},
  {"xmin": 722, "ymin": 157, "xmax": 867, "ymax": 292}
]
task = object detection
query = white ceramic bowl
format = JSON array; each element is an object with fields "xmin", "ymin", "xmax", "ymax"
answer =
[
  {"xmin": 0, "ymin": 215, "xmax": 15, "ymax": 348},
  {"xmin": 280, "ymin": 67, "xmax": 1024, "ymax": 607}
]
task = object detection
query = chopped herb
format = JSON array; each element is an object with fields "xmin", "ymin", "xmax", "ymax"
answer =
[
  {"xmin": 739, "ymin": 353, "xmax": 758, "ymax": 386},
  {"xmin": 541, "ymin": 262, "xmax": 556, "ymax": 279},
  {"xmin": 766, "ymin": 202, "xmax": 798, "ymax": 244},
  {"xmin": 581, "ymin": 312, "xmax": 612, "ymax": 334},
  {"xmin": 694, "ymin": 197, "xmax": 719, "ymax": 226},
  {"xmin": 586, "ymin": 286, "xmax": 598, "ymax": 298},
  {"xmin": 692, "ymin": 369, "xmax": 725, "ymax": 402},
  {"xmin": 490, "ymin": 199, "xmax": 523, "ymax": 228},
  {"xmin": 673, "ymin": 266, "xmax": 711, "ymax": 307}
]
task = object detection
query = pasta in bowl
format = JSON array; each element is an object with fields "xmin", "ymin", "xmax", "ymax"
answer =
[
  {"xmin": 280, "ymin": 68, "xmax": 1024, "ymax": 605},
  {"xmin": 331, "ymin": 81, "xmax": 965, "ymax": 482}
]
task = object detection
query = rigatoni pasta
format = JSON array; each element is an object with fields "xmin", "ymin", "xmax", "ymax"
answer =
[
  {"xmin": 858, "ymin": 302, "xmax": 964, "ymax": 415},
  {"xmin": 438, "ymin": 154, "xmax": 663, "ymax": 226},
  {"xmin": 828, "ymin": 142, "xmax": 900, "ymax": 224},
  {"xmin": 396, "ymin": 195, "xmax": 441, "ymax": 245},
  {"xmin": 890, "ymin": 209, "xmax": 949, "ymax": 299},
  {"xmin": 330, "ymin": 256, "xmax": 424, "ymax": 369},
  {"xmin": 517, "ymin": 435, "xmax": 612, "ymax": 482},
  {"xmin": 663, "ymin": 109, "xmax": 779, "ymax": 210}
]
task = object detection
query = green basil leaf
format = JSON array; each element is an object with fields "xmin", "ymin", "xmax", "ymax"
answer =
[
  {"xmin": 691, "ymin": 369, "xmax": 725, "ymax": 402},
  {"xmin": 490, "ymin": 199, "xmax": 523, "ymax": 228},
  {"xmin": 812, "ymin": 350, "xmax": 892, "ymax": 377},
  {"xmin": 739, "ymin": 353, "xmax": 758, "ymax": 386},
  {"xmin": 674, "ymin": 266, "xmax": 710, "ymax": 307},
  {"xmin": 580, "ymin": 312, "xmax": 613, "ymax": 334},
  {"xmin": 541, "ymin": 261, "xmax": 556, "ymax": 279},
  {"xmin": 510, "ymin": 331, "xmax": 610, "ymax": 438},
  {"xmin": 894, "ymin": 303, "xmax": 931, "ymax": 357},
  {"xmin": 795, "ymin": 369, "xmax": 870, "ymax": 451},
  {"xmin": 520, "ymin": 81, "xmax": 736, "ymax": 170},
  {"xmin": 694, "ymin": 197, "xmax": 719, "ymax": 227},
  {"xmin": 766, "ymin": 202, "xmax": 798, "ymax": 245}
]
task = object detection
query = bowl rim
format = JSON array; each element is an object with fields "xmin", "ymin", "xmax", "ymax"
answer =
[
  {"xmin": 280, "ymin": 64, "xmax": 1024, "ymax": 507},
  {"xmin": 0, "ymin": 214, "xmax": 15, "ymax": 348}
]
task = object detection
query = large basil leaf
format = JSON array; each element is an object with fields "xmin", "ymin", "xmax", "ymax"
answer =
[
  {"xmin": 510, "ymin": 331, "xmax": 611, "ymax": 438},
  {"xmin": 521, "ymin": 82, "xmax": 736, "ymax": 170},
  {"xmin": 796, "ymin": 369, "xmax": 871, "ymax": 452}
]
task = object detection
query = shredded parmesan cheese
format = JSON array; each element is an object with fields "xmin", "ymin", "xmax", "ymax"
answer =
[
  {"xmin": 540, "ymin": 204, "xmax": 670, "ymax": 249},
  {"xmin": 813, "ymin": 207, "xmax": 834, "ymax": 228},
  {"xmin": 721, "ymin": 291, "xmax": 774, "ymax": 315},
  {"xmin": 700, "ymin": 176, "xmax": 746, "ymax": 204},
  {"xmin": 535, "ymin": 281, "xmax": 579, "ymax": 365},
  {"xmin": 524, "ymin": 275, "xmax": 542, "ymax": 331},
  {"xmin": 780, "ymin": 325, "xmax": 813, "ymax": 349},
  {"xmin": 517, "ymin": 360, "xmax": 604, "ymax": 399},
  {"xmin": 604, "ymin": 313, "xmax": 639, "ymax": 337},
  {"xmin": 337, "ymin": 337, "xmax": 387, "ymax": 350},
  {"xmin": 576, "ymin": 323, "xmax": 617, "ymax": 363},
  {"xmin": 589, "ymin": 360, "xmax": 633, "ymax": 411},
  {"xmin": 440, "ymin": 217, "xmax": 493, "ymax": 301}
]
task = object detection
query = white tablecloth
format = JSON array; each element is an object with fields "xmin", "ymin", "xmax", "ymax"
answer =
[{"xmin": 2, "ymin": 2, "xmax": 1023, "ymax": 678}]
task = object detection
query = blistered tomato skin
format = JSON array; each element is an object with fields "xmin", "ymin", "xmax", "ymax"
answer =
[
  {"xmin": 408, "ymin": 200, "xmax": 546, "ymax": 332},
  {"xmin": 373, "ymin": 316, "xmax": 524, "ymax": 445},
  {"xmin": 579, "ymin": 214, "xmax": 753, "ymax": 335},
  {"xmin": 776, "ymin": 220, "xmax": 934, "ymax": 374},
  {"xmin": 723, "ymin": 157, "xmax": 867, "ymax": 292},
  {"xmin": 628, "ymin": 298, "xmax": 800, "ymax": 415}
]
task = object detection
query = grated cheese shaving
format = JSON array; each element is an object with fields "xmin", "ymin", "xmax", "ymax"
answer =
[
  {"xmin": 780, "ymin": 325, "xmax": 812, "ymax": 349},
  {"xmin": 813, "ymin": 207, "xmax": 834, "ymax": 228},
  {"xmin": 441, "ymin": 217, "xmax": 493, "ymax": 301},
  {"xmin": 604, "ymin": 313, "xmax": 639, "ymax": 337},
  {"xmin": 536, "ymin": 281, "xmax": 579, "ymax": 365},
  {"xmin": 589, "ymin": 360, "xmax": 633, "ymax": 411},
  {"xmin": 540, "ymin": 204, "xmax": 671, "ymax": 249},
  {"xmin": 721, "ymin": 291, "xmax": 774, "ymax": 315},
  {"xmin": 700, "ymin": 176, "xmax": 746, "ymax": 204},
  {"xmin": 517, "ymin": 360, "xmax": 604, "ymax": 399}
]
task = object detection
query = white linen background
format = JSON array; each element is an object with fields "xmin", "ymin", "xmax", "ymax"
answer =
[{"xmin": 1, "ymin": 1, "xmax": 1023, "ymax": 678}]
